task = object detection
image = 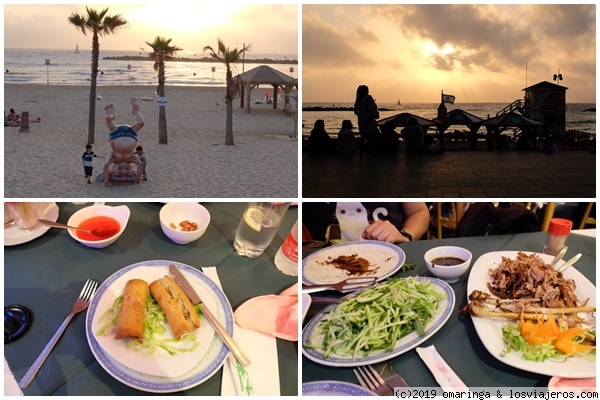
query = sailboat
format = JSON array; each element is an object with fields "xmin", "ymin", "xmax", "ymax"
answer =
[
  {"xmin": 74, "ymin": 44, "xmax": 80, "ymax": 54},
  {"xmin": 397, "ymin": 99, "xmax": 401, "ymax": 106}
]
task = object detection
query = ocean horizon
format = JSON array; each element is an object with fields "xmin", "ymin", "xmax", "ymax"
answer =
[
  {"xmin": 302, "ymin": 101, "xmax": 596, "ymax": 136},
  {"xmin": 4, "ymin": 48, "xmax": 298, "ymax": 87}
]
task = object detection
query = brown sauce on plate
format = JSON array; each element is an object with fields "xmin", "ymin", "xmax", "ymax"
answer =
[{"xmin": 321, "ymin": 254, "xmax": 379, "ymax": 276}]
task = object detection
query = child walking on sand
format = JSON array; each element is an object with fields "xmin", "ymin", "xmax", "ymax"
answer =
[{"xmin": 82, "ymin": 144, "xmax": 105, "ymax": 184}]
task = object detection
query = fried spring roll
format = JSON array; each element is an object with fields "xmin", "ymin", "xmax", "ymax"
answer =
[
  {"xmin": 115, "ymin": 279, "xmax": 149, "ymax": 340},
  {"xmin": 149, "ymin": 276, "xmax": 200, "ymax": 339}
]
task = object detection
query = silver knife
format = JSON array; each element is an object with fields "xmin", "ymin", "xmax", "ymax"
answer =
[
  {"xmin": 168, "ymin": 264, "xmax": 251, "ymax": 366},
  {"xmin": 373, "ymin": 362, "xmax": 409, "ymax": 389}
]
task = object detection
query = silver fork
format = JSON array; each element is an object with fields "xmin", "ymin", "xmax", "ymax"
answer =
[
  {"xmin": 18, "ymin": 279, "xmax": 98, "ymax": 389},
  {"xmin": 354, "ymin": 364, "xmax": 392, "ymax": 396}
]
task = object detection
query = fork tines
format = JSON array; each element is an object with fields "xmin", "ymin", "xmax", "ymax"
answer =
[
  {"xmin": 80, "ymin": 279, "xmax": 98, "ymax": 301},
  {"xmin": 354, "ymin": 364, "xmax": 386, "ymax": 392}
]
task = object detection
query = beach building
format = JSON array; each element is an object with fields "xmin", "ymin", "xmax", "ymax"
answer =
[
  {"xmin": 522, "ymin": 81, "xmax": 567, "ymax": 136},
  {"xmin": 497, "ymin": 81, "xmax": 567, "ymax": 137}
]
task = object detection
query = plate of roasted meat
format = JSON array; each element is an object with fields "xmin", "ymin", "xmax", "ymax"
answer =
[{"xmin": 464, "ymin": 251, "xmax": 596, "ymax": 378}]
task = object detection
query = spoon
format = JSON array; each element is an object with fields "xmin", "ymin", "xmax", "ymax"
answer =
[
  {"xmin": 550, "ymin": 246, "xmax": 568, "ymax": 267},
  {"xmin": 38, "ymin": 219, "xmax": 117, "ymax": 237},
  {"xmin": 557, "ymin": 253, "xmax": 582, "ymax": 272}
]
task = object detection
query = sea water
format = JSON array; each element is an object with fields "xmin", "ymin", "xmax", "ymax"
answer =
[
  {"xmin": 302, "ymin": 102, "xmax": 596, "ymax": 136},
  {"xmin": 4, "ymin": 48, "xmax": 298, "ymax": 88}
]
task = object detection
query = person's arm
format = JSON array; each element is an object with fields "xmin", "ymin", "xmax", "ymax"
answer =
[
  {"xmin": 361, "ymin": 203, "xmax": 429, "ymax": 243},
  {"xmin": 399, "ymin": 202, "xmax": 429, "ymax": 241}
]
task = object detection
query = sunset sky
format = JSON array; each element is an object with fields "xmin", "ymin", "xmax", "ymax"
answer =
[
  {"xmin": 303, "ymin": 4, "xmax": 596, "ymax": 103},
  {"xmin": 4, "ymin": 3, "xmax": 298, "ymax": 57}
]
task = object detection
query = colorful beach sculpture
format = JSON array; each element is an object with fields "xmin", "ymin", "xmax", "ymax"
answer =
[{"xmin": 103, "ymin": 97, "xmax": 145, "ymax": 186}]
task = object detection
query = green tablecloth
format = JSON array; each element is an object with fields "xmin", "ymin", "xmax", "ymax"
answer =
[
  {"xmin": 4, "ymin": 202, "xmax": 298, "ymax": 395},
  {"xmin": 302, "ymin": 231, "xmax": 595, "ymax": 389}
]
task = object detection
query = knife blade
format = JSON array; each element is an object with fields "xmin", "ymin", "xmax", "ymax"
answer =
[
  {"xmin": 372, "ymin": 362, "xmax": 409, "ymax": 389},
  {"xmin": 168, "ymin": 264, "xmax": 251, "ymax": 366}
]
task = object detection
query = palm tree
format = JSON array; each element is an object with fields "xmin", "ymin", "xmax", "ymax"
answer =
[
  {"xmin": 68, "ymin": 7, "xmax": 128, "ymax": 144},
  {"xmin": 146, "ymin": 36, "xmax": 181, "ymax": 144},
  {"xmin": 203, "ymin": 39, "xmax": 251, "ymax": 145}
]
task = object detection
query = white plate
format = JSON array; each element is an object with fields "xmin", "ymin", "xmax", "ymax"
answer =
[
  {"xmin": 91, "ymin": 266, "xmax": 217, "ymax": 377},
  {"xmin": 301, "ymin": 277, "xmax": 454, "ymax": 367},
  {"xmin": 467, "ymin": 251, "xmax": 596, "ymax": 378},
  {"xmin": 4, "ymin": 202, "xmax": 58, "ymax": 246},
  {"xmin": 302, "ymin": 381, "xmax": 376, "ymax": 396},
  {"xmin": 86, "ymin": 260, "xmax": 234, "ymax": 392},
  {"xmin": 302, "ymin": 241, "xmax": 406, "ymax": 285}
]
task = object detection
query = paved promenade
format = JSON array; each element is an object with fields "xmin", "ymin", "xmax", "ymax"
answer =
[{"xmin": 302, "ymin": 149, "xmax": 596, "ymax": 198}]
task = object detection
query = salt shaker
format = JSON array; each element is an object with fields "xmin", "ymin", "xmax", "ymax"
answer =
[{"xmin": 543, "ymin": 218, "xmax": 573, "ymax": 256}]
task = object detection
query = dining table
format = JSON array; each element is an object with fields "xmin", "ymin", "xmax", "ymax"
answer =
[
  {"xmin": 4, "ymin": 202, "xmax": 298, "ymax": 396},
  {"xmin": 301, "ymin": 230, "xmax": 596, "ymax": 391}
]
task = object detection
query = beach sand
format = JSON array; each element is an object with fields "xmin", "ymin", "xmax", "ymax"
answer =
[{"xmin": 4, "ymin": 84, "xmax": 298, "ymax": 198}]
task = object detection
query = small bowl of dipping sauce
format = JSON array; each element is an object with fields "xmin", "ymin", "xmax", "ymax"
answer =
[
  {"xmin": 424, "ymin": 246, "xmax": 472, "ymax": 283},
  {"xmin": 67, "ymin": 204, "xmax": 130, "ymax": 249}
]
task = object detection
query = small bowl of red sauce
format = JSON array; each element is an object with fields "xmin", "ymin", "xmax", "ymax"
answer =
[{"xmin": 67, "ymin": 204, "xmax": 130, "ymax": 248}]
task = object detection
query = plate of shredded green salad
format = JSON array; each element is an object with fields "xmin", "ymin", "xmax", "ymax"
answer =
[
  {"xmin": 302, "ymin": 276, "xmax": 454, "ymax": 367},
  {"xmin": 468, "ymin": 251, "xmax": 596, "ymax": 378},
  {"xmin": 85, "ymin": 260, "xmax": 234, "ymax": 392}
]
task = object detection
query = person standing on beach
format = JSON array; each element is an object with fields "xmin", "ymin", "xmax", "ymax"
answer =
[
  {"xmin": 134, "ymin": 145, "xmax": 148, "ymax": 181},
  {"xmin": 284, "ymin": 98, "xmax": 292, "ymax": 117},
  {"xmin": 353, "ymin": 85, "xmax": 380, "ymax": 155},
  {"xmin": 103, "ymin": 97, "xmax": 145, "ymax": 186},
  {"xmin": 82, "ymin": 144, "xmax": 105, "ymax": 184}
]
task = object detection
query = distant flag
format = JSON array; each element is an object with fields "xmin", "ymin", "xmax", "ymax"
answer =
[{"xmin": 442, "ymin": 94, "xmax": 456, "ymax": 104}]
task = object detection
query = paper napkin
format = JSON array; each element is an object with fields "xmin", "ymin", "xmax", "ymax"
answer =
[{"xmin": 201, "ymin": 267, "xmax": 280, "ymax": 396}]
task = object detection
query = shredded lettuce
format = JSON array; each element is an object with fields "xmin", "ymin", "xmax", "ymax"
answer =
[
  {"xmin": 96, "ymin": 294, "xmax": 202, "ymax": 355},
  {"xmin": 305, "ymin": 277, "xmax": 444, "ymax": 359},
  {"xmin": 502, "ymin": 322, "xmax": 596, "ymax": 362}
]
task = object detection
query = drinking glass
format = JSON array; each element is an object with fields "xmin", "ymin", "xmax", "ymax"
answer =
[
  {"xmin": 6, "ymin": 202, "xmax": 41, "ymax": 232},
  {"xmin": 234, "ymin": 202, "xmax": 291, "ymax": 258}
]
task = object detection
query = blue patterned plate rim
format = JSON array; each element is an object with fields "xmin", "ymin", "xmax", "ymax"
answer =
[
  {"xmin": 301, "ymin": 277, "xmax": 455, "ymax": 367},
  {"xmin": 85, "ymin": 260, "xmax": 234, "ymax": 393},
  {"xmin": 302, "ymin": 380, "xmax": 376, "ymax": 396}
]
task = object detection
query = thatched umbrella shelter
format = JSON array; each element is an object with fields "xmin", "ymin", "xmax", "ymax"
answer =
[
  {"xmin": 235, "ymin": 65, "xmax": 297, "ymax": 112},
  {"xmin": 434, "ymin": 109, "xmax": 483, "ymax": 150}
]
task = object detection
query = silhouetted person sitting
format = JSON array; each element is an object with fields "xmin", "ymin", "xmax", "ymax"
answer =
[
  {"xmin": 336, "ymin": 120, "xmax": 359, "ymax": 155},
  {"xmin": 308, "ymin": 119, "xmax": 334, "ymax": 154},
  {"xmin": 380, "ymin": 121, "xmax": 399, "ymax": 153},
  {"xmin": 402, "ymin": 117, "xmax": 425, "ymax": 154}
]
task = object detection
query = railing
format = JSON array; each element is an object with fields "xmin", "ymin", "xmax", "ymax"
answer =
[{"xmin": 496, "ymin": 99, "xmax": 523, "ymax": 116}]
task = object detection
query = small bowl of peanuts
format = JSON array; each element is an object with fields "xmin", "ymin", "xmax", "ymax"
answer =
[{"xmin": 159, "ymin": 202, "xmax": 210, "ymax": 244}]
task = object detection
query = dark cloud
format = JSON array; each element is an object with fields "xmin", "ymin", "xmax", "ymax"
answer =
[
  {"xmin": 302, "ymin": 10, "xmax": 374, "ymax": 67},
  {"xmin": 375, "ymin": 4, "xmax": 594, "ymax": 74}
]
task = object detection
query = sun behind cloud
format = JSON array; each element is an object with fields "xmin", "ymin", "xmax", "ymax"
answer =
[{"xmin": 129, "ymin": 4, "xmax": 239, "ymax": 34}]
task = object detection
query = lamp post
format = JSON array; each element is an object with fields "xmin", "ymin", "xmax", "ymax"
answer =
[{"xmin": 553, "ymin": 68, "xmax": 563, "ymax": 86}]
